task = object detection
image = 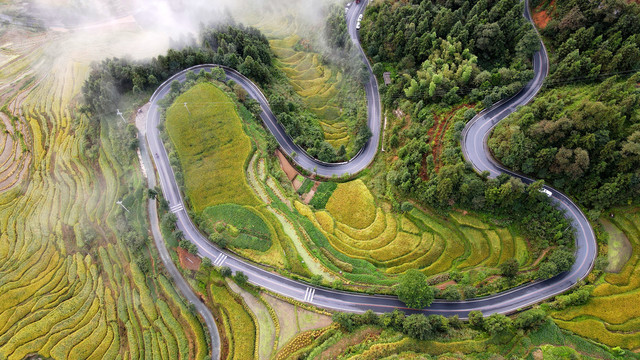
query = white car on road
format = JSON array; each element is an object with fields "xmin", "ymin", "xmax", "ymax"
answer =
[{"xmin": 539, "ymin": 188, "xmax": 552, "ymax": 197}]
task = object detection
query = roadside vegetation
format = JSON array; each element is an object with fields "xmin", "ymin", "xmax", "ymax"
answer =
[
  {"xmin": 180, "ymin": 259, "xmax": 332, "ymax": 359},
  {"xmin": 277, "ymin": 307, "xmax": 636, "ymax": 360},
  {"xmin": 490, "ymin": 76, "xmax": 640, "ymax": 212},
  {"xmin": 486, "ymin": 0, "xmax": 640, "ymax": 353}
]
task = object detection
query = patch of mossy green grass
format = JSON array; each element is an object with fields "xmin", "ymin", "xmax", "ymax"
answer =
[{"xmin": 166, "ymin": 82, "xmax": 271, "ymax": 251}]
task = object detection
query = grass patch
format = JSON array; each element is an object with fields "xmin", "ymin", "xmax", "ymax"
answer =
[
  {"xmin": 202, "ymin": 204, "xmax": 272, "ymax": 252},
  {"xmin": 600, "ymin": 218, "xmax": 632, "ymax": 273},
  {"xmin": 165, "ymin": 82, "xmax": 258, "ymax": 211},
  {"xmin": 297, "ymin": 178, "xmax": 314, "ymax": 195},
  {"xmin": 309, "ymin": 182, "xmax": 337, "ymax": 209}
]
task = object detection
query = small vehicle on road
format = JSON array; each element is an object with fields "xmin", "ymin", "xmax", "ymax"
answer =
[
  {"xmin": 358, "ymin": 14, "xmax": 363, "ymax": 21},
  {"xmin": 539, "ymin": 188, "xmax": 553, "ymax": 197},
  {"xmin": 356, "ymin": 21, "xmax": 361, "ymax": 30}
]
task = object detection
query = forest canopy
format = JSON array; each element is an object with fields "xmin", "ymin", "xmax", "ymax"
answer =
[{"xmin": 490, "ymin": 74, "xmax": 640, "ymax": 212}]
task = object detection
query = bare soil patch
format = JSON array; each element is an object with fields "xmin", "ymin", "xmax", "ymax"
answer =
[
  {"xmin": 435, "ymin": 280, "xmax": 457, "ymax": 290},
  {"xmin": 531, "ymin": 247, "xmax": 553, "ymax": 267},
  {"xmin": 177, "ymin": 247, "xmax": 201, "ymax": 271},
  {"xmin": 302, "ymin": 181, "xmax": 319, "ymax": 204},
  {"xmin": 318, "ymin": 327, "xmax": 381, "ymax": 360},
  {"xmin": 532, "ymin": 0, "xmax": 556, "ymax": 29},
  {"xmin": 276, "ymin": 149, "xmax": 298, "ymax": 181}
]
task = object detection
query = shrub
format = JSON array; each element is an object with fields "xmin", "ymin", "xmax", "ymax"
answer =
[
  {"xmin": 403, "ymin": 314, "xmax": 434, "ymax": 340},
  {"xmin": 484, "ymin": 313, "xmax": 512, "ymax": 335},
  {"xmin": 220, "ymin": 266, "xmax": 232, "ymax": 277},
  {"xmin": 500, "ymin": 258, "xmax": 519, "ymax": 278},
  {"xmin": 514, "ymin": 308, "xmax": 547, "ymax": 330},
  {"xmin": 234, "ymin": 271, "xmax": 248, "ymax": 285},
  {"xmin": 333, "ymin": 312, "xmax": 357, "ymax": 332},
  {"xmin": 396, "ymin": 269, "xmax": 435, "ymax": 309},
  {"xmin": 310, "ymin": 182, "xmax": 338, "ymax": 209},
  {"xmin": 468, "ymin": 311, "xmax": 484, "ymax": 330}
]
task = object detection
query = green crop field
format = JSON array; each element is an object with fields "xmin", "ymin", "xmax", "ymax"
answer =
[
  {"xmin": 553, "ymin": 208, "xmax": 640, "ymax": 351},
  {"xmin": 0, "ymin": 19, "xmax": 208, "ymax": 360},
  {"xmin": 166, "ymin": 83, "xmax": 259, "ymax": 211},
  {"xmin": 202, "ymin": 204, "xmax": 273, "ymax": 251}
]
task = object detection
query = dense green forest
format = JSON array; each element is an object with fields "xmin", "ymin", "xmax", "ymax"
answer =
[
  {"xmin": 358, "ymin": 0, "xmax": 573, "ymax": 277},
  {"xmin": 491, "ymin": 73, "xmax": 640, "ymax": 213},
  {"xmin": 361, "ymin": 0, "xmax": 540, "ymax": 109},
  {"xmin": 490, "ymin": 0, "xmax": 640, "ymax": 213},
  {"xmin": 534, "ymin": 0, "xmax": 640, "ymax": 84}
]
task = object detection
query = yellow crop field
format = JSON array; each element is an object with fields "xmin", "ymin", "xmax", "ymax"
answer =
[
  {"xmin": 326, "ymin": 180, "xmax": 377, "ymax": 229},
  {"xmin": 296, "ymin": 179, "xmax": 526, "ymax": 280},
  {"xmin": 553, "ymin": 208, "xmax": 640, "ymax": 351},
  {"xmin": 208, "ymin": 277, "xmax": 257, "ymax": 360},
  {"xmin": 0, "ymin": 17, "xmax": 207, "ymax": 360},
  {"xmin": 166, "ymin": 82, "xmax": 259, "ymax": 211}
]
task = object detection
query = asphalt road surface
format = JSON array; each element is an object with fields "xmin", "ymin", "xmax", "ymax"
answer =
[
  {"xmin": 137, "ymin": 120, "xmax": 221, "ymax": 359},
  {"xmin": 144, "ymin": 0, "xmax": 596, "ymax": 335}
]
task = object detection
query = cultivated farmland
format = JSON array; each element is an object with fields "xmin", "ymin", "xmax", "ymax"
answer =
[
  {"xmin": 553, "ymin": 208, "xmax": 640, "ymax": 351},
  {"xmin": 165, "ymin": 83, "xmax": 259, "ymax": 211},
  {"xmin": 297, "ymin": 179, "xmax": 530, "ymax": 280},
  {"xmin": 0, "ymin": 11, "xmax": 206, "ymax": 359},
  {"xmin": 245, "ymin": 6, "xmax": 367, "ymax": 155}
]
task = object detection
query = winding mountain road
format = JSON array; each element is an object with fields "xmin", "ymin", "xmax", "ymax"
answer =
[{"xmin": 144, "ymin": 0, "xmax": 596, "ymax": 329}]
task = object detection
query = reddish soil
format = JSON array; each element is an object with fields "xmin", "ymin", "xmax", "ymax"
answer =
[
  {"xmin": 435, "ymin": 280, "xmax": 457, "ymax": 290},
  {"xmin": 421, "ymin": 104, "xmax": 473, "ymax": 180},
  {"xmin": 531, "ymin": 247, "xmax": 553, "ymax": 267},
  {"xmin": 532, "ymin": 0, "xmax": 556, "ymax": 29},
  {"xmin": 275, "ymin": 149, "xmax": 298, "ymax": 181},
  {"xmin": 177, "ymin": 247, "xmax": 201, "ymax": 271},
  {"xmin": 292, "ymin": 178, "xmax": 302, "ymax": 191}
]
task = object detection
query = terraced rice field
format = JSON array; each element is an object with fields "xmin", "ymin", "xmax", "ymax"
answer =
[
  {"xmin": 245, "ymin": 8, "xmax": 364, "ymax": 153},
  {"xmin": 270, "ymin": 35, "xmax": 352, "ymax": 149},
  {"xmin": 297, "ymin": 179, "xmax": 529, "ymax": 277},
  {"xmin": 552, "ymin": 208, "xmax": 640, "ymax": 351},
  {"xmin": 0, "ymin": 18, "xmax": 206, "ymax": 360}
]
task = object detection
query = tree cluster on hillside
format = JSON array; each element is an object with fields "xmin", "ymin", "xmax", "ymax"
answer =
[
  {"xmin": 361, "ymin": 0, "xmax": 540, "ymax": 109},
  {"xmin": 333, "ymin": 307, "xmax": 547, "ymax": 342},
  {"xmin": 81, "ymin": 24, "xmax": 273, "ymax": 118},
  {"xmin": 534, "ymin": 0, "xmax": 640, "ymax": 84},
  {"xmin": 490, "ymin": 74, "xmax": 640, "ymax": 212},
  {"xmin": 81, "ymin": 23, "xmax": 348, "ymax": 162}
]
